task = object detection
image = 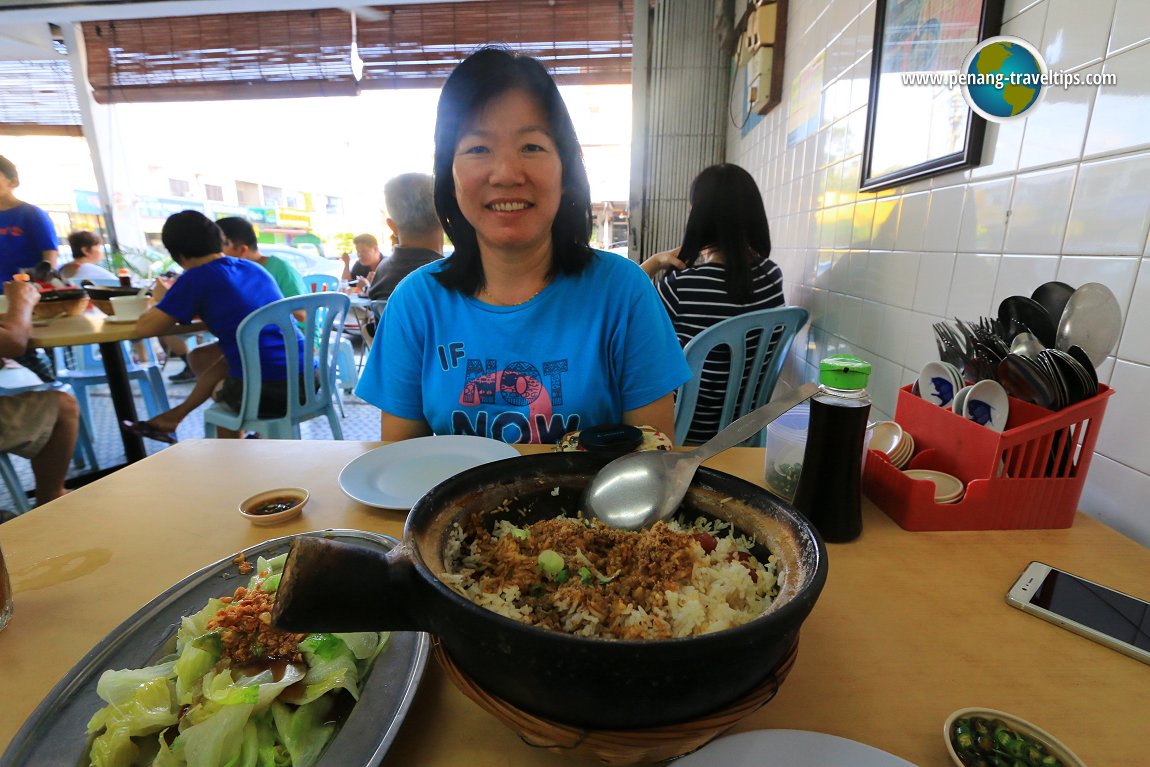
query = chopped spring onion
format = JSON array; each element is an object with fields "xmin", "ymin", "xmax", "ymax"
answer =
[{"xmin": 537, "ymin": 550, "xmax": 564, "ymax": 578}]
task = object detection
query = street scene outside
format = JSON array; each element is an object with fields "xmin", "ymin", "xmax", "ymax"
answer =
[{"xmin": 0, "ymin": 82, "xmax": 632, "ymax": 275}]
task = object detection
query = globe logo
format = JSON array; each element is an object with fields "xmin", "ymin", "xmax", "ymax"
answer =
[{"xmin": 961, "ymin": 36, "xmax": 1047, "ymax": 122}]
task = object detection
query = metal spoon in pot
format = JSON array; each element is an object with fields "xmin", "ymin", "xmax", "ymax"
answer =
[{"xmin": 584, "ymin": 383, "xmax": 820, "ymax": 530}]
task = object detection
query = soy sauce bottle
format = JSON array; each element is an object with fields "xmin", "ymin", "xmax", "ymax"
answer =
[{"xmin": 792, "ymin": 355, "xmax": 872, "ymax": 543}]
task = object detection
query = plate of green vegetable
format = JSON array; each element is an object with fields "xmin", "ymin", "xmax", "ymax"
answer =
[{"xmin": 0, "ymin": 529, "xmax": 429, "ymax": 767}]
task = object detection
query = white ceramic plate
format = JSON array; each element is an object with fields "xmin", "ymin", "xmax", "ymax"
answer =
[
  {"xmin": 339, "ymin": 435, "xmax": 520, "ymax": 509},
  {"xmin": 103, "ymin": 316, "xmax": 139, "ymax": 324},
  {"xmin": 674, "ymin": 729, "xmax": 919, "ymax": 767}
]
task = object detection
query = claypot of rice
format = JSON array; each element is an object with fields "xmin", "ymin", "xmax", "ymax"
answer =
[{"xmin": 273, "ymin": 452, "xmax": 827, "ymax": 729}]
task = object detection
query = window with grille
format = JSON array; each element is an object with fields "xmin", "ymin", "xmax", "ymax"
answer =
[{"xmin": 236, "ymin": 181, "xmax": 260, "ymax": 206}]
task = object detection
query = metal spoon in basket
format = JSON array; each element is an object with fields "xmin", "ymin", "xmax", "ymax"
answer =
[{"xmin": 584, "ymin": 383, "xmax": 819, "ymax": 531}]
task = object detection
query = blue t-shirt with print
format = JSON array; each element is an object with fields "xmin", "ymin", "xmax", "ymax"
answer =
[
  {"xmin": 356, "ymin": 250, "xmax": 692, "ymax": 444},
  {"xmin": 156, "ymin": 256, "xmax": 299, "ymax": 380},
  {"xmin": 0, "ymin": 202, "xmax": 59, "ymax": 282}
]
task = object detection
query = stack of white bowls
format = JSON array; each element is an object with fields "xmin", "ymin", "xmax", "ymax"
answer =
[
  {"xmin": 918, "ymin": 361, "xmax": 965, "ymax": 410},
  {"xmin": 903, "ymin": 469, "xmax": 965, "ymax": 504},
  {"xmin": 869, "ymin": 421, "xmax": 914, "ymax": 469}
]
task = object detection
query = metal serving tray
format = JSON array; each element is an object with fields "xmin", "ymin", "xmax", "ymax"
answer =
[{"xmin": 0, "ymin": 529, "xmax": 429, "ymax": 767}]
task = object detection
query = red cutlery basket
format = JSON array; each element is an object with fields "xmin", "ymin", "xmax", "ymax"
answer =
[{"xmin": 862, "ymin": 383, "xmax": 1113, "ymax": 531}]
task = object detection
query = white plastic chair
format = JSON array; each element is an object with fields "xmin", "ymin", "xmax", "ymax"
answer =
[{"xmin": 202, "ymin": 293, "xmax": 350, "ymax": 439}]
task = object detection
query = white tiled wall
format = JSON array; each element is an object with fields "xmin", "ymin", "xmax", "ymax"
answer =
[{"xmin": 727, "ymin": 0, "xmax": 1150, "ymax": 546}]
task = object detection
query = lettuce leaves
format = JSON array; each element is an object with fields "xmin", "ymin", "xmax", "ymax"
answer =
[{"xmin": 85, "ymin": 554, "xmax": 388, "ymax": 766}]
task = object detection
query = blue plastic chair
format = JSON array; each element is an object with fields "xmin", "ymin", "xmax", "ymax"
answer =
[
  {"xmin": 202, "ymin": 292, "xmax": 350, "ymax": 439},
  {"xmin": 674, "ymin": 306, "xmax": 810, "ymax": 447},
  {"xmin": 301, "ymin": 273, "xmax": 357, "ymax": 409},
  {"xmin": 302, "ymin": 273, "xmax": 339, "ymax": 294},
  {"xmin": 0, "ymin": 452, "xmax": 31, "ymax": 514},
  {"xmin": 53, "ymin": 342, "xmax": 171, "ymax": 430}
]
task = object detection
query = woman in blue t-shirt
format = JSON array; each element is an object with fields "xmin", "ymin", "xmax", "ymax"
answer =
[
  {"xmin": 356, "ymin": 47, "xmax": 690, "ymax": 445},
  {"xmin": 120, "ymin": 210, "xmax": 298, "ymax": 442}
]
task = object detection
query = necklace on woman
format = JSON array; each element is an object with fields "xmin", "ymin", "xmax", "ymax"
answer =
[{"xmin": 479, "ymin": 279, "xmax": 550, "ymax": 306}]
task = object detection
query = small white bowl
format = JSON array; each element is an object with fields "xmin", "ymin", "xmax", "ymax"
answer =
[
  {"xmin": 962, "ymin": 379, "xmax": 1010, "ymax": 432},
  {"xmin": 238, "ymin": 487, "xmax": 308, "ymax": 526},
  {"xmin": 952, "ymin": 385, "xmax": 974, "ymax": 416},
  {"xmin": 944, "ymin": 707, "xmax": 1085, "ymax": 767},
  {"xmin": 904, "ymin": 469, "xmax": 964, "ymax": 503},
  {"xmin": 919, "ymin": 361, "xmax": 961, "ymax": 408},
  {"xmin": 869, "ymin": 421, "xmax": 904, "ymax": 457}
]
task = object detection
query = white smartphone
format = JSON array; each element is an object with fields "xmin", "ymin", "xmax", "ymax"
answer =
[{"xmin": 1006, "ymin": 561, "xmax": 1150, "ymax": 666}]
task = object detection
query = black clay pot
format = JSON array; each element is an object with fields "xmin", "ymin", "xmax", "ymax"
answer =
[{"xmin": 273, "ymin": 452, "xmax": 827, "ymax": 730}]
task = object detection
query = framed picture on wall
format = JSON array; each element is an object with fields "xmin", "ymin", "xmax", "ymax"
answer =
[{"xmin": 859, "ymin": 0, "xmax": 1004, "ymax": 192}]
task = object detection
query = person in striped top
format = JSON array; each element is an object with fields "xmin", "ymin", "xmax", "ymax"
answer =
[{"xmin": 643, "ymin": 163, "xmax": 785, "ymax": 444}]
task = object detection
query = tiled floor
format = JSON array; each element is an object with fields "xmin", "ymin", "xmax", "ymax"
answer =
[{"xmin": 1, "ymin": 347, "xmax": 381, "ymax": 518}]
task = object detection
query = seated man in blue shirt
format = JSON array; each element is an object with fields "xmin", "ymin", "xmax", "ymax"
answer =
[{"xmin": 121, "ymin": 210, "xmax": 299, "ymax": 441}]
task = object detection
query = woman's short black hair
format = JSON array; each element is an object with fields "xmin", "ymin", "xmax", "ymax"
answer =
[
  {"xmin": 161, "ymin": 210, "xmax": 224, "ymax": 263},
  {"xmin": 432, "ymin": 46, "xmax": 593, "ymax": 295},
  {"xmin": 679, "ymin": 164, "xmax": 773, "ymax": 304},
  {"xmin": 67, "ymin": 230, "xmax": 101, "ymax": 259}
]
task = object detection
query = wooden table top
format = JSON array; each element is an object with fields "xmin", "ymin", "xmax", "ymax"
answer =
[
  {"xmin": 28, "ymin": 312, "xmax": 205, "ymax": 348},
  {"xmin": 0, "ymin": 440, "xmax": 1146, "ymax": 766}
]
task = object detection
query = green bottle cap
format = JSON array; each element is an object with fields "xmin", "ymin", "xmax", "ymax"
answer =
[{"xmin": 818, "ymin": 355, "xmax": 872, "ymax": 389}]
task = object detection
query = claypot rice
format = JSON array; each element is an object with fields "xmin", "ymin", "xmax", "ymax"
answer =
[{"xmin": 442, "ymin": 514, "xmax": 779, "ymax": 640}]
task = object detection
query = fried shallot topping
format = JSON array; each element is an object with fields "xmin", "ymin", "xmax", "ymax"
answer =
[
  {"xmin": 465, "ymin": 519, "xmax": 706, "ymax": 639},
  {"xmin": 208, "ymin": 585, "xmax": 308, "ymax": 664}
]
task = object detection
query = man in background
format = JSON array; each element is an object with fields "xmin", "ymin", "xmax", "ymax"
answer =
[
  {"xmin": 369, "ymin": 173, "xmax": 444, "ymax": 302},
  {"xmin": 0, "ymin": 155, "xmax": 60, "ymax": 382},
  {"xmin": 341, "ymin": 233, "xmax": 383, "ymax": 287},
  {"xmin": 217, "ymin": 217, "xmax": 306, "ymax": 301},
  {"xmin": 0, "ymin": 279, "xmax": 78, "ymax": 507},
  {"xmin": 0, "ymin": 156, "xmax": 58, "ymax": 283}
]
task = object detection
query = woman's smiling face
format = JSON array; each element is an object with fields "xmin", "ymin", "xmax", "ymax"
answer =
[{"xmin": 451, "ymin": 88, "xmax": 563, "ymax": 259}]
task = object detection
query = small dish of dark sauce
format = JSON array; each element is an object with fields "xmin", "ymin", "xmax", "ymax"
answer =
[
  {"xmin": 251, "ymin": 496, "xmax": 302, "ymax": 515},
  {"xmin": 239, "ymin": 488, "xmax": 308, "ymax": 525}
]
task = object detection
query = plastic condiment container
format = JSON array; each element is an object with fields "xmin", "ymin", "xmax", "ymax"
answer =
[{"xmin": 764, "ymin": 403, "xmax": 808, "ymax": 503}]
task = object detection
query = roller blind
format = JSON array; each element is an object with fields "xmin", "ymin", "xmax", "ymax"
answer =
[
  {"xmin": 357, "ymin": 0, "xmax": 633, "ymax": 89},
  {"xmin": 0, "ymin": 58, "xmax": 82, "ymax": 135},
  {"xmin": 82, "ymin": 9, "xmax": 358, "ymax": 104},
  {"xmin": 80, "ymin": 0, "xmax": 633, "ymax": 104}
]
